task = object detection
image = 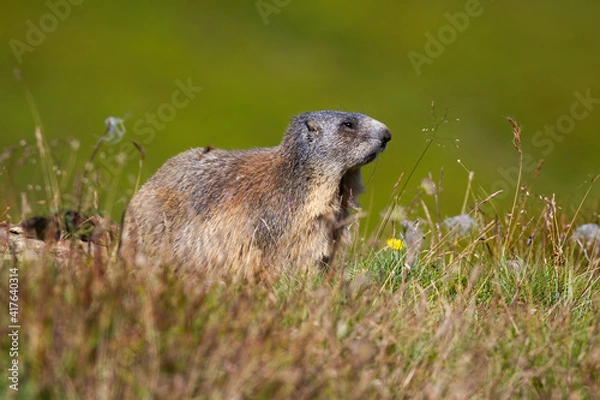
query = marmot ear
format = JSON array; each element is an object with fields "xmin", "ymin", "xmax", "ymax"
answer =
[{"xmin": 305, "ymin": 119, "xmax": 320, "ymax": 136}]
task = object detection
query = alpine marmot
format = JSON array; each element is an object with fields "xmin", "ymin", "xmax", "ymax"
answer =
[{"xmin": 119, "ymin": 110, "xmax": 391, "ymax": 276}]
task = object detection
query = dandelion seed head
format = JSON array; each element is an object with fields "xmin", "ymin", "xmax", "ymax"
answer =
[
  {"xmin": 104, "ymin": 116, "xmax": 127, "ymax": 144},
  {"xmin": 572, "ymin": 223, "xmax": 600, "ymax": 244},
  {"xmin": 421, "ymin": 177, "xmax": 436, "ymax": 196},
  {"xmin": 382, "ymin": 205, "xmax": 406, "ymax": 223},
  {"xmin": 444, "ymin": 214, "xmax": 477, "ymax": 235}
]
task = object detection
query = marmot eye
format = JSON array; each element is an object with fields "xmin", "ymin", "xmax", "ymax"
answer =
[{"xmin": 342, "ymin": 121, "xmax": 354, "ymax": 129}]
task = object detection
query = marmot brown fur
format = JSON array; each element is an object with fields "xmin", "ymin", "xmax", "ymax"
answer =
[{"xmin": 119, "ymin": 110, "xmax": 391, "ymax": 276}]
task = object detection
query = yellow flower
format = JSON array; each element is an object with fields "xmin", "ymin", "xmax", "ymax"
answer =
[{"xmin": 386, "ymin": 238, "xmax": 405, "ymax": 251}]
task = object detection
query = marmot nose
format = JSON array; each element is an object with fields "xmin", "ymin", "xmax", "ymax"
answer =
[{"xmin": 381, "ymin": 128, "xmax": 392, "ymax": 144}]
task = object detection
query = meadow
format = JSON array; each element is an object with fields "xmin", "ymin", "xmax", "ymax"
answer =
[{"xmin": 1, "ymin": 117, "xmax": 600, "ymax": 399}]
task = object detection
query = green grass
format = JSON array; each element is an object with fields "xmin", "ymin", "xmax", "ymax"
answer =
[{"xmin": 2, "ymin": 120, "xmax": 600, "ymax": 399}]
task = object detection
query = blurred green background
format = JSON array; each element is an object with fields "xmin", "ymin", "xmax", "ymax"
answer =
[{"xmin": 1, "ymin": 1, "xmax": 599, "ymax": 229}]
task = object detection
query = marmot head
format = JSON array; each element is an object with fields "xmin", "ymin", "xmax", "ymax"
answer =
[{"xmin": 282, "ymin": 110, "xmax": 392, "ymax": 174}]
